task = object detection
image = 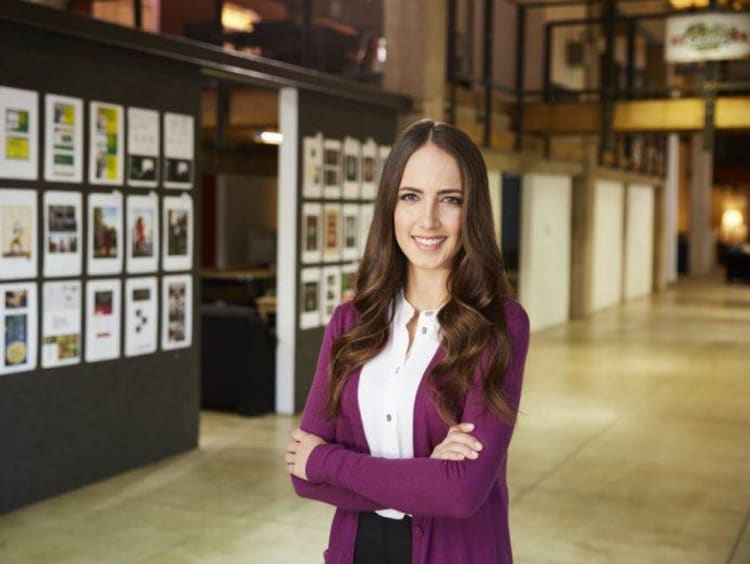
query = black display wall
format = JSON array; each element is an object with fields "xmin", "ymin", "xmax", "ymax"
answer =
[
  {"xmin": 0, "ymin": 21, "xmax": 201, "ymax": 513},
  {"xmin": 294, "ymin": 90, "xmax": 398, "ymax": 411}
]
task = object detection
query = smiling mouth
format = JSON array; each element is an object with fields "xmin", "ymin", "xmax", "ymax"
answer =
[{"xmin": 412, "ymin": 236, "xmax": 447, "ymax": 250}]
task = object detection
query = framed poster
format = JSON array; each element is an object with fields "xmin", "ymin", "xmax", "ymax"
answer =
[
  {"xmin": 301, "ymin": 202, "xmax": 322, "ymax": 264},
  {"xmin": 85, "ymin": 278, "xmax": 121, "ymax": 362},
  {"xmin": 41, "ymin": 280, "xmax": 81, "ymax": 368},
  {"xmin": 44, "ymin": 94, "xmax": 83, "ymax": 183},
  {"xmin": 89, "ymin": 101, "xmax": 124, "ymax": 185},
  {"xmin": 303, "ymin": 133, "xmax": 323, "ymax": 199},
  {"xmin": 321, "ymin": 265, "xmax": 341, "ymax": 324},
  {"xmin": 343, "ymin": 136, "xmax": 361, "ymax": 200},
  {"xmin": 162, "ymin": 274, "xmax": 192, "ymax": 350},
  {"xmin": 358, "ymin": 203, "xmax": 374, "ymax": 257},
  {"xmin": 125, "ymin": 276, "xmax": 158, "ymax": 357},
  {"xmin": 341, "ymin": 262, "xmax": 357, "ymax": 304},
  {"xmin": 323, "ymin": 203, "xmax": 341, "ymax": 262},
  {"xmin": 361, "ymin": 138, "xmax": 378, "ymax": 199},
  {"xmin": 377, "ymin": 145, "xmax": 391, "ymax": 188},
  {"xmin": 43, "ymin": 190, "xmax": 82, "ymax": 278},
  {"xmin": 0, "ymin": 282, "xmax": 37, "ymax": 375},
  {"xmin": 0, "ymin": 188, "xmax": 37, "ymax": 280},
  {"xmin": 323, "ymin": 138, "xmax": 342, "ymax": 199},
  {"xmin": 342, "ymin": 204, "xmax": 359, "ymax": 261},
  {"xmin": 0, "ymin": 86, "xmax": 38, "ymax": 180},
  {"xmin": 162, "ymin": 194, "xmax": 193, "ymax": 271},
  {"xmin": 87, "ymin": 191, "xmax": 123, "ymax": 275},
  {"xmin": 163, "ymin": 112, "xmax": 194, "ymax": 189},
  {"xmin": 299, "ymin": 267, "xmax": 321, "ymax": 330},
  {"xmin": 127, "ymin": 107, "xmax": 159, "ymax": 188},
  {"xmin": 126, "ymin": 193, "xmax": 159, "ymax": 273}
]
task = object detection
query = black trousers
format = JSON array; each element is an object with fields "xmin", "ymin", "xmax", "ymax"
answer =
[{"xmin": 353, "ymin": 511, "xmax": 412, "ymax": 564}]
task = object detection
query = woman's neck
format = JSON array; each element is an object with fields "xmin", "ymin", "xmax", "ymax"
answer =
[{"xmin": 404, "ymin": 267, "xmax": 450, "ymax": 312}]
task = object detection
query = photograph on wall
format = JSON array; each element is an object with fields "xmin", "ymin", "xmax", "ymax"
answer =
[
  {"xmin": 163, "ymin": 112, "xmax": 194, "ymax": 189},
  {"xmin": 323, "ymin": 138, "xmax": 342, "ymax": 199},
  {"xmin": 0, "ymin": 86, "xmax": 38, "ymax": 180},
  {"xmin": 41, "ymin": 280, "xmax": 81, "ymax": 368},
  {"xmin": 162, "ymin": 194, "xmax": 193, "ymax": 271},
  {"xmin": 127, "ymin": 107, "xmax": 160, "ymax": 188},
  {"xmin": 89, "ymin": 101, "xmax": 124, "ymax": 185},
  {"xmin": 358, "ymin": 203, "xmax": 374, "ymax": 257},
  {"xmin": 44, "ymin": 94, "xmax": 83, "ymax": 183},
  {"xmin": 162, "ymin": 274, "xmax": 192, "ymax": 350},
  {"xmin": 340, "ymin": 262, "xmax": 357, "ymax": 304},
  {"xmin": 342, "ymin": 204, "xmax": 359, "ymax": 261},
  {"xmin": 361, "ymin": 138, "xmax": 378, "ymax": 199},
  {"xmin": 323, "ymin": 203, "xmax": 341, "ymax": 262},
  {"xmin": 299, "ymin": 267, "xmax": 321, "ymax": 330},
  {"xmin": 125, "ymin": 276, "xmax": 157, "ymax": 357},
  {"xmin": 303, "ymin": 133, "xmax": 323, "ymax": 199},
  {"xmin": 43, "ymin": 190, "xmax": 82, "ymax": 278},
  {"xmin": 0, "ymin": 189, "xmax": 37, "ymax": 280},
  {"xmin": 377, "ymin": 145, "xmax": 391, "ymax": 187},
  {"xmin": 0, "ymin": 282, "xmax": 37, "ymax": 375},
  {"xmin": 87, "ymin": 191, "xmax": 123, "ymax": 275},
  {"xmin": 85, "ymin": 278, "xmax": 121, "ymax": 362},
  {"xmin": 126, "ymin": 193, "xmax": 159, "ymax": 273},
  {"xmin": 342, "ymin": 137, "xmax": 361, "ymax": 200},
  {"xmin": 321, "ymin": 265, "xmax": 341, "ymax": 324},
  {"xmin": 301, "ymin": 202, "xmax": 322, "ymax": 264}
]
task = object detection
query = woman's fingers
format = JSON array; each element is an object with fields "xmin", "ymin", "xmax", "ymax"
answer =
[{"xmin": 445, "ymin": 431, "xmax": 483, "ymax": 452}]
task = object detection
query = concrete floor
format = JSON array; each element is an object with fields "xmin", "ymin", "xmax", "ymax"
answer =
[{"xmin": 0, "ymin": 277, "xmax": 748, "ymax": 563}]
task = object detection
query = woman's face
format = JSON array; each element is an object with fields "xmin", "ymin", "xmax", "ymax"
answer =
[{"xmin": 394, "ymin": 143, "xmax": 464, "ymax": 274}]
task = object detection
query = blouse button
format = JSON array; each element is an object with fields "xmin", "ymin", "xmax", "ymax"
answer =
[
  {"xmin": 421, "ymin": 327, "xmax": 427, "ymax": 334},
  {"xmin": 414, "ymin": 525, "xmax": 423, "ymax": 537},
  {"xmin": 424, "ymin": 310, "xmax": 433, "ymax": 316},
  {"xmin": 386, "ymin": 414, "xmax": 392, "ymax": 422}
]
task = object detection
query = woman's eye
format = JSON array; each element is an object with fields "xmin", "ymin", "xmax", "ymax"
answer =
[
  {"xmin": 443, "ymin": 196, "xmax": 463, "ymax": 206},
  {"xmin": 399, "ymin": 193, "xmax": 418, "ymax": 201}
]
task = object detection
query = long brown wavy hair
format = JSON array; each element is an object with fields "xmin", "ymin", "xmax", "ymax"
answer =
[{"xmin": 326, "ymin": 119, "xmax": 516, "ymax": 426}]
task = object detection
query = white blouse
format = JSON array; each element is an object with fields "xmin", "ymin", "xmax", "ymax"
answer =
[{"xmin": 357, "ymin": 289, "xmax": 445, "ymax": 520}]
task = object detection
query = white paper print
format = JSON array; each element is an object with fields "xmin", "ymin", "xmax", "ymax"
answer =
[
  {"xmin": 127, "ymin": 107, "xmax": 160, "ymax": 188},
  {"xmin": 89, "ymin": 101, "xmax": 124, "ymax": 185},
  {"xmin": 0, "ymin": 282, "xmax": 37, "ymax": 375},
  {"xmin": 301, "ymin": 202, "xmax": 323, "ymax": 264},
  {"xmin": 85, "ymin": 278, "xmax": 121, "ymax": 362},
  {"xmin": 0, "ymin": 86, "xmax": 38, "ymax": 180},
  {"xmin": 43, "ymin": 190, "xmax": 82, "ymax": 278},
  {"xmin": 361, "ymin": 138, "xmax": 378, "ymax": 199},
  {"xmin": 303, "ymin": 133, "xmax": 323, "ymax": 199},
  {"xmin": 377, "ymin": 145, "xmax": 391, "ymax": 187},
  {"xmin": 0, "ymin": 189, "xmax": 37, "ymax": 280},
  {"xmin": 323, "ymin": 203, "xmax": 341, "ymax": 262},
  {"xmin": 341, "ymin": 262, "xmax": 357, "ymax": 303},
  {"xmin": 163, "ymin": 112, "xmax": 194, "ymax": 189},
  {"xmin": 125, "ymin": 276, "xmax": 157, "ymax": 357},
  {"xmin": 343, "ymin": 137, "xmax": 361, "ymax": 200},
  {"xmin": 41, "ymin": 280, "xmax": 81, "ymax": 368},
  {"xmin": 162, "ymin": 274, "xmax": 192, "ymax": 350},
  {"xmin": 323, "ymin": 138, "xmax": 342, "ymax": 199},
  {"xmin": 321, "ymin": 265, "xmax": 341, "ymax": 324},
  {"xmin": 359, "ymin": 203, "xmax": 374, "ymax": 256},
  {"xmin": 299, "ymin": 267, "xmax": 321, "ymax": 330},
  {"xmin": 342, "ymin": 204, "xmax": 359, "ymax": 261},
  {"xmin": 88, "ymin": 191, "xmax": 123, "ymax": 275},
  {"xmin": 163, "ymin": 194, "xmax": 193, "ymax": 271},
  {"xmin": 126, "ymin": 193, "xmax": 159, "ymax": 273},
  {"xmin": 44, "ymin": 94, "xmax": 83, "ymax": 183}
]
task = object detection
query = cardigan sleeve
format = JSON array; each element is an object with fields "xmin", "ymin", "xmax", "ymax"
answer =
[
  {"xmin": 290, "ymin": 303, "xmax": 385, "ymax": 512},
  {"xmin": 304, "ymin": 299, "xmax": 530, "ymax": 519}
]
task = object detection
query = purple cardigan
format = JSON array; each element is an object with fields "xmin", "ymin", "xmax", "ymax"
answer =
[{"xmin": 291, "ymin": 297, "xmax": 530, "ymax": 564}]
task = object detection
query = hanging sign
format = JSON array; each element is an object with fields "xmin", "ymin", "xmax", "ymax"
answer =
[{"xmin": 665, "ymin": 14, "xmax": 750, "ymax": 63}]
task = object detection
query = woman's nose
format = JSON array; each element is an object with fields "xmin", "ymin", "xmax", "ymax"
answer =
[{"xmin": 418, "ymin": 200, "xmax": 440, "ymax": 229}]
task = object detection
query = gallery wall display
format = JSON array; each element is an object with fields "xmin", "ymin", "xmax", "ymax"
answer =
[
  {"xmin": 299, "ymin": 267, "xmax": 321, "ymax": 330},
  {"xmin": 323, "ymin": 203, "xmax": 341, "ymax": 262},
  {"xmin": 0, "ymin": 86, "xmax": 39, "ymax": 181},
  {"xmin": 41, "ymin": 280, "xmax": 81, "ymax": 368},
  {"xmin": 323, "ymin": 138, "xmax": 342, "ymax": 199},
  {"xmin": 0, "ymin": 188, "xmax": 38, "ymax": 281},
  {"xmin": 303, "ymin": 134, "xmax": 323, "ymax": 199},
  {"xmin": 43, "ymin": 190, "xmax": 82, "ymax": 278},
  {"xmin": 124, "ymin": 276, "xmax": 158, "ymax": 357},
  {"xmin": 127, "ymin": 107, "xmax": 160, "ymax": 188},
  {"xmin": 343, "ymin": 137, "xmax": 361, "ymax": 200},
  {"xmin": 89, "ymin": 101, "xmax": 124, "ymax": 186},
  {"xmin": 85, "ymin": 278, "xmax": 121, "ymax": 362},
  {"xmin": 88, "ymin": 191, "xmax": 123, "ymax": 275},
  {"xmin": 44, "ymin": 94, "xmax": 83, "ymax": 183},
  {"xmin": 163, "ymin": 112, "xmax": 194, "ymax": 189},
  {"xmin": 162, "ymin": 194, "xmax": 193, "ymax": 271},
  {"xmin": 301, "ymin": 202, "xmax": 322, "ymax": 264},
  {"xmin": 126, "ymin": 193, "xmax": 159, "ymax": 273},
  {"xmin": 162, "ymin": 274, "xmax": 192, "ymax": 350},
  {"xmin": 0, "ymin": 282, "xmax": 37, "ymax": 375}
]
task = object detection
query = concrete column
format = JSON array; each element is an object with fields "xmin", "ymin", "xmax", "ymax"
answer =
[
  {"xmin": 664, "ymin": 134, "xmax": 679, "ymax": 284},
  {"xmin": 570, "ymin": 142, "xmax": 597, "ymax": 319},
  {"xmin": 688, "ymin": 133, "xmax": 715, "ymax": 276},
  {"xmin": 384, "ymin": 0, "xmax": 447, "ymax": 123}
]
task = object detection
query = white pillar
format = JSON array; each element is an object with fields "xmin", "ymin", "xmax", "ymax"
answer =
[
  {"xmin": 689, "ymin": 133, "xmax": 715, "ymax": 276},
  {"xmin": 664, "ymin": 134, "xmax": 679, "ymax": 284}
]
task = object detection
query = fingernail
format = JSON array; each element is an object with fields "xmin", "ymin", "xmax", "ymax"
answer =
[
  {"xmin": 465, "ymin": 423, "xmax": 474, "ymax": 429},
  {"xmin": 469, "ymin": 451, "xmax": 478, "ymax": 458},
  {"xmin": 475, "ymin": 442, "xmax": 482, "ymax": 450}
]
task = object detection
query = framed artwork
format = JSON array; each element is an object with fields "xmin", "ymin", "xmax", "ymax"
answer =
[
  {"xmin": 43, "ymin": 190, "xmax": 82, "ymax": 278},
  {"xmin": 89, "ymin": 101, "xmax": 124, "ymax": 185},
  {"xmin": 125, "ymin": 276, "xmax": 158, "ymax": 357},
  {"xmin": 163, "ymin": 112, "xmax": 194, "ymax": 189},
  {"xmin": 162, "ymin": 194, "xmax": 193, "ymax": 271},
  {"xmin": 299, "ymin": 267, "xmax": 321, "ymax": 330},
  {"xmin": 0, "ymin": 189, "xmax": 37, "ymax": 280},
  {"xmin": 342, "ymin": 204, "xmax": 359, "ymax": 261},
  {"xmin": 323, "ymin": 138, "xmax": 342, "ymax": 199},
  {"xmin": 323, "ymin": 203, "xmax": 341, "ymax": 262},
  {"xmin": 0, "ymin": 86, "xmax": 39, "ymax": 180},
  {"xmin": 126, "ymin": 193, "xmax": 159, "ymax": 273},
  {"xmin": 85, "ymin": 278, "xmax": 121, "ymax": 362},
  {"xmin": 340, "ymin": 262, "xmax": 357, "ymax": 303},
  {"xmin": 303, "ymin": 133, "xmax": 323, "ymax": 199},
  {"xmin": 41, "ymin": 280, "xmax": 81, "ymax": 368},
  {"xmin": 162, "ymin": 274, "xmax": 192, "ymax": 350},
  {"xmin": 44, "ymin": 94, "xmax": 83, "ymax": 183},
  {"xmin": 0, "ymin": 282, "xmax": 37, "ymax": 375},
  {"xmin": 127, "ymin": 107, "xmax": 160, "ymax": 188},
  {"xmin": 343, "ymin": 136, "xmax": 361, "ymax": 200},
  {"xmin": 361, "ymin": 138, "xmax": 378, "ymax": 199},
  {"xmin": 301, "ymin": 202, "xmax": 323, "ymax": 264},
  {"xmin": 321, "ymin": 265, "xmax": 341, "ymax": 324},
  {"xmin": 87, "ymin": 192, "xmax": 123, "ymax": 275}
]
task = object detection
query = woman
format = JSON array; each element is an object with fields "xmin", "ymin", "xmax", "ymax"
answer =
[{"xmin": 286, "ymin": 119, "xmax": 530, "ymax": 563}]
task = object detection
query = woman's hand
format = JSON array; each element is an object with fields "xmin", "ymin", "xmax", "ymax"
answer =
[
  {"xmin": 430, "ymin": 422, "xmax": 483, "ymax": 461},
  {"xmin": 285, "ymin": 428, "xmax": 326, "ymax": 481}
]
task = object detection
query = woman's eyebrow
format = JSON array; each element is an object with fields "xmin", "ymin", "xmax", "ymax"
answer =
[{"xmin": 398, "ymin": 186, "xmax": 463, "ymax": 194}]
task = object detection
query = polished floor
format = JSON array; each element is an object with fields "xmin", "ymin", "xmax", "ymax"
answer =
[{"xmin": 1, "ymin": 277, "xmax": 749, "ymax": 563}]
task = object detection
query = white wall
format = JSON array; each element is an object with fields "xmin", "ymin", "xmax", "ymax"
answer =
[
  {"xmin": 624, "ymin": 184, "xmax": 655, "ymax": 300},
  {"xmin": 518, "ymin": 173, "xmax": 572, "ymax": 331},
  {"xmin": 592, "ymin": 179, "xmax": 625, "ymax": 311},
  {"xmin": 488, "ymin": 169, "xmax": 502, "ymax": 245}
]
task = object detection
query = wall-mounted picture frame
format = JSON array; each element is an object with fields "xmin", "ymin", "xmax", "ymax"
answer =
[
  {"xmin": 323, "ymin": 203, "xmax": 341, "ymax": 262},
  {"xmin": 303, "ymin": 133, "xmax": 323, "ymax": 199},
  {"xmin": 162, "ymin": 194, "xmax": 193, "ymax": 272},
  {"xmin": 44, "ymin": 93, "xmax": 83, "ymax": 183},
  {"xmin": 41, "ymin": 280, "xmax": 81, "ymax": 368},
  {"xmin": 85, "ymin": 278, "xmax": 121, "ymax": 362},
  {"xmin": 340, "ymin": 262, "xmax": 357, "ymax": 304},
  {"xmin": 87, "ymin": 191, "xmax": 123, "ymax": 275},
  {"xmin": 323, "ymin": 138, "xmax": 342, "ymax": 199},
  {"xmin": 89, "ymin": 101, "xmax": 124, "ymax": 186},
  {"xmin": 0, "ymin": 86, "xmax": 39, "ymax": 180},
  {"xmin": 343, "ymin": 136, "xmax": 361, "ymax": 200},
  {"xmin": 301, "ymin": 202, "xmax": 323, "ymax": 264},
  {"xmin": 0, "ymin": 188, "xmax": 38, "ymax": 281},
  {"xmin": 361, "ymin": 138, "xmax": 378, "ymax": 200},
  {"xmin": 299, "ymin": 266, "xmax": 321, "ymax": 330},
  {"xmin": 126, "ymin": 193, "xmax": 159, "ymax": 274},
  {"xmin": 162, "ymin": 274, "xmax": 192, "ymax": 350},
  {"xmin": 43, "ymin": 190, "xmax": 82, "ymax": 278},
  {"xmin": 0, "ymin": 281, "xmax": 37, "ymax": 375},
  {"xmin": 321, "ymin": 265, "xmax": 341, "ymax": 324},
  {"xmin": 163, "ymin": 112, "xmax": 194, "ymax": 189},
  {"xmin": 341, "ymin": 204, "xmax": 359, "ymax": 261},
  {"xmin": 125, "ymin": 276, "xmax": 158, "ymax": 357},
  {"xmin": 127, "ymin": 107, "xmax": 160, "ymax": 188}
]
